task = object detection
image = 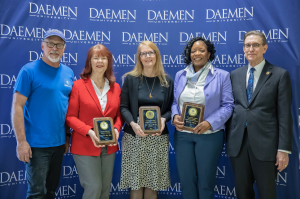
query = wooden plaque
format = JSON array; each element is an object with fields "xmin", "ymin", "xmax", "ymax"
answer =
[
  {"xmin": 93, "ymin": 117, "xmax": 116, "ymax": 145},
  {"xmin": 139, "ymin": 106, "xmax": 161, "ymax": 134},
  {"xmin": 181, "ymin": 102, "xmax": 205, "ymax": 131}
]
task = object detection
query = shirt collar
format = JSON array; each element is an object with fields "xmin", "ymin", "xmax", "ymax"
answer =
[
  {"xmin": 184, "ymin": 62, "xmax": 214, "ymax": 74},
  {"xmin": 208, "ymin": 63, "xmax": 214, "ymax": 74},
  {"xmin": 91, "ymin": 77, "xmax": 110, "ymax": 96},
  {"xmin": 247, "ymin": 59, "xmax": 265, "ymax": 74}
]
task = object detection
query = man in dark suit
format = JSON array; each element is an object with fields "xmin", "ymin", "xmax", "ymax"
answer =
[{"xmin": 227, "ymin": 30, "xmax": 293, "ymax": 199}]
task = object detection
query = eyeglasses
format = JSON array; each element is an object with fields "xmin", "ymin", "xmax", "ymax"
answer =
[
  {"xmin": 140, "ymin": 50, "xmax": 156, "ymax": 58},
  {"xmin": 43, "ymin": 41, "xmax": 65, "ymax": 49},
  {"xmin": 243, "ymin": 43, "xmax": 263, "ymax": 49}
]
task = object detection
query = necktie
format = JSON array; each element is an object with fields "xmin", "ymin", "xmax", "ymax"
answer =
[{"xmin": 246, "ymin": 68, "xmax": 255, "ymax": 103}]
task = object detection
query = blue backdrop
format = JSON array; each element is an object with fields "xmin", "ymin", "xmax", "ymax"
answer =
[{"xmin": 0, "ymin": 0, "xmax": 299, "ymax": 198}]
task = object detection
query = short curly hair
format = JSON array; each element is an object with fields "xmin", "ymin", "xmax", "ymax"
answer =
[{"xmin": 182, "ymin": 37, "xmax": 216, "ymax": 65}]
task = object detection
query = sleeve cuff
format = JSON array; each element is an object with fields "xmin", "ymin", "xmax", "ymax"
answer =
[{"xmin": 278, "ymin": 149, "xmax": 291, "ymax": 154}]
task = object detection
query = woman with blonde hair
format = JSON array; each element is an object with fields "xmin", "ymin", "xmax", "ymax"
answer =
[{"xmin": 120, "ymin": 41, "xmax": 174, "ymax": 199}]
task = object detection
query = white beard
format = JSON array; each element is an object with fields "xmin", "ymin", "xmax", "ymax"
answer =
[
  {"xmin": 48, "ymin": 51, "xmax": 61, "ymax": 63},
  {"xmin": 48, "ymin": 55, "xmax": 61, "ymax": 63}
]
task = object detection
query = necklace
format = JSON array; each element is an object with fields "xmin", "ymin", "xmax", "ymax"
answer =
[
  {"xmin": 144, "ymin": 76, "xmax": 156, "ymax": 98},
  {"xmin": 92, "ymin": 78, "xmax": 105, "ymax": 90},
  {"xmin": 96, "ymin": 82, "xmax": 104, "ymax": 89}
]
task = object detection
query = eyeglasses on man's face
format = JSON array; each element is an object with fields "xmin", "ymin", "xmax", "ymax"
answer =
[
  {"xmin": 43, "ymin": 41, "xmax": 65, "ymax": 49},
  {"xmin": 140, "ymin": 50, "xmax": 156, "ymax": 58},
  {"xmin": 243, "ymin": 43, "xmax": 263, "ymax": 49}
]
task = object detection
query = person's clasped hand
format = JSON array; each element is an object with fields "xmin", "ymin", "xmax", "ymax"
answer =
[
  {"xmin": 87, "ymin": 129, "xmax": 105, "ymax": 148},
  {"xmin": 131, "ymin": 122, "xmax": 147, "ymax": 137}
]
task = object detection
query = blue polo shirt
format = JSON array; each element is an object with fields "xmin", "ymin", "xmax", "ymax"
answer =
[{"xmin": 13, "ymin": 60, "xmax": 74, "ymax": 147}]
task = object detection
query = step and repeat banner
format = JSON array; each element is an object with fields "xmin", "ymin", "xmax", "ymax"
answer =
[{"xmin": 0, "ymin": 0, "xmax": 299, "ymax": 198}]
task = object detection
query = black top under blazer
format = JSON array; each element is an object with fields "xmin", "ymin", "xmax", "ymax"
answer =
[{"xmin": 120, "ymin": 74, "xmax": 174, "ymax": 136}]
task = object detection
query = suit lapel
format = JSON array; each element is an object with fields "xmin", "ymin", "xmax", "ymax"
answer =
[
  {"xmin": 84, "ymin": 77, "xmax": 104, "ymax": 115},
  {"xmin": 248, "ymin": 62, "xmax": 273, "ymax": 106},
  {"xmin": 204, "ymin": 68, "xmax": 216, "ymax": 88},
  {"xmin": 239, "ymin": 66, "xmax": 248, "ymax": 106},
  {"xmin": 132, "ymin": 76, "xmax": 140, "ymax": 120},
  {"xmin": 176, "ymin": 72, "xmax": 187, "ymax": 101},
  {"xmin": 161, "ymin": 82, "xmax": 169, "ymax": 111}
]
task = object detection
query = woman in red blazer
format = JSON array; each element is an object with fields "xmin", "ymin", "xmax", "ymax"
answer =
[{"xmin": 66, "ymin": 44, "xmax": 123, "ymax": 199}]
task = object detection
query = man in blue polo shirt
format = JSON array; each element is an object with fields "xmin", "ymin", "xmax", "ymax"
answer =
[{"xmin": 11, "ymin": 29, "xmax": 74, "ymax": 199}]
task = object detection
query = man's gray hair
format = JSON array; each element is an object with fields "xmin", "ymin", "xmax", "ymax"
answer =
[{"xmin": 244, "ymin": 30, "xmax": 267, "ymax": 45}]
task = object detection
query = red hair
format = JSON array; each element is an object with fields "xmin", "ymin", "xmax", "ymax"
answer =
[{"xmin": 80, "ymin": 44, "xmax": 115, "ymax": 85}]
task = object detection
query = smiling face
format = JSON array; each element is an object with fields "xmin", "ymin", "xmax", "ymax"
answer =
[
  {"xmin": 140, "ymin": 45, "xmax": 157, "ymax": 69},
  {"xmin": 91, "ymin": 54, "xmax": 108, "ymax": 76},
  {"xmin": 243, "ymin": 35, "xmax": 268, "ymax": 66},
  {"xmin": 42, "ymin": 36, "xmax": 65, "ymax": 63},
  {"xmin": 190, "ymin": 41, "xmax": 211, "ymax": 70}
]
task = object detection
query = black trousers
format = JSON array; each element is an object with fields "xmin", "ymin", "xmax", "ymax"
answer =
[{"xmin": 230, "ymin": 128, "xmax": 278, "ymax": 199}]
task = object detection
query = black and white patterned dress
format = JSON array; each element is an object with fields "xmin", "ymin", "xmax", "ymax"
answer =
[
  {"xmin": 120, "ymin": 133, "xmax": 170, "ymax": 190},
  {"xmin": 120, "ymin": 76, "xmax": 171, "ymax": 191}
]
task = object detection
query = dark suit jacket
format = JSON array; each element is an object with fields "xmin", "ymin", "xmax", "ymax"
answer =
[
  {"xmin": 120, "ymin": 74, "xmax": 174, "ymax": 136},
  {"xmin": 66, "ymin": 77, "xmax": 123, "ymax": 156},
  {"xmin": 226, "ymin": 60, "xmax": 293, "ymax": 161}
]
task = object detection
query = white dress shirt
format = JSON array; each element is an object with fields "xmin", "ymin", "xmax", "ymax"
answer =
[
  {"xmin": 91, "ymin": 78, "xmax": 110, "ymax": 112},
  {"xmin": 246, "ymin": 59, "xmax": 290, "ymax": 154},
  {"xmin": 246, "ymin": 59, "xmax": 265, "ymax": 89}
]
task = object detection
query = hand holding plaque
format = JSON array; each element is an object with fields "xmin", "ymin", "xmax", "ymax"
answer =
[
  {"xmin": 139, "ymin": 106, "xmax": 161, "ymax": 134},
  {"xmin": 181, "ymin": 102, "xmax": 205, "ymax": 131},
  {"xmin": 93, "ymin": 117, "xmax": 116, "ymax": 145}
]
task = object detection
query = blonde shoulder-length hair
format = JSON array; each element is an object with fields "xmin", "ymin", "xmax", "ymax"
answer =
[{"xmin": 125, "ymin": 41, "xmax": 169, "ymax": 87}]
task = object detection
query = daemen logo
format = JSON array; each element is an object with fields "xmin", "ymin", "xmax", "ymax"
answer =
[
  {"xmin": 206, "ymin": 7, "xmax": 253, "ymax": 22},
  {"xmin": 0, "ymin": 124, "xmax": 15, "ymax": 138},
  {"xmin": 0, "ymin": 24, "xmax": 48, "ymax": 41},
  {"xmin": 55, "ymin": 184, "xmax": 77, "ymax": 198},
  {"xmin": 276, "ymin": 172, "xmax": 287, "ymax": 187},
  {"xmin": 110, "ymin": 182, "xmax": 130, "ymax": 195},
  {"xmin": 89, "ymin": 8, "xmax": 136, "ymax": 23},
  {"xmin": 214, "ymin": 185, "xmax": 236, "ymax": 198},
  {"xmin": 29, "ymin": 51, "xmax": 78, "ymax": 66},
  {"xmin": 148, "ymin": 10, "xmax": 194, "ymax": 23},
  {"xmin": 63, "ymin": 29, "xmax": 111, "ymax": 44},
  {"xmin": 179, "ymin": 32, "xmax": 227, "ymax": 45},
  {"xmin": 0, "ymin": 170, "xmax": 27, "ymax": 187},
  {"xmin": 211, "ymin": 54, "xmax": 246, "ymax": 68},
  {"xmin": 0, "ymin": 25, "xmax": 111, "ymax": 44},
  {"xmin": 216, "ymin": 166, "xmax": 225, "ymax": 179},
  {"xmin": 162, "ymin": 55, "xmax": 185, "ymax": 68},
  {"xmin": 122, "ymin": 32, "xmax": 168, "ymax": 45},
  {"xmin": 158, "ymin": 182, "xmax": 182, "ymax": 195},
  {"xmin": 29, "ymin": 2, "xmax": 77, "ymax": 20},
  {"xmin": 63, "ymin": 165, "xmax": 78, "ymax": 179},
  {"xmin": 238, "ymin": 28, "xmax": 289, "ymax": 44},
  {"xmin": 0, "ymin": 74, "xmax": 17, "ymax": 89},
  {"xmin": 113, "ymin": 54, "xmax": 136, "ymax": 68}
]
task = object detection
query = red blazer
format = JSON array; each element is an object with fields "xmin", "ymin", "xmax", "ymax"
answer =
[{"xmin": 66, "ymin": 77, "xmax": 123, "ymax": 156}]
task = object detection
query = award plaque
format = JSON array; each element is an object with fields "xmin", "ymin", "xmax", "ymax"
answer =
[
  {"xmin": 93, "ymin": 117, "xmax": 116, "ymax": 145},
  {"xmin": 181, "ymin": 102, "xmax": 205, "ymax": 131},
  {"xmin": 139, "ymin": 106, "xmax": 161, "ymax": 134}
]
